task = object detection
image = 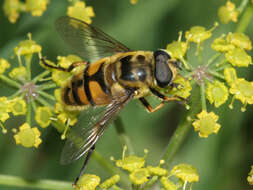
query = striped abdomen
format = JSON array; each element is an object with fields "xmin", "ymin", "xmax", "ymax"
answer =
[{"xmin": 62, "ymin": 59, "xmax": 113, "ymax": 108}]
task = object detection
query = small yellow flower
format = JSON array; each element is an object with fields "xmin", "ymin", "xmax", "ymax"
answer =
[
  {"xmin": 226, "ymin": 33, "xmax": 252, "ymax": 51},
  {"xmin": 35, "ymin": 106, "xmax": 53, "ymax": 128},
  {"xmin": 248, "ymin": 165, "xmax": 253, "ymax": 185},
  {"xmin": 229, "ymin": 78, "xmax": 253, "ymax": 108},
  {"xmin": 206, "ymin": 80, "xmax": 228, "ymax": 107},
  {"xmin": 52, "ymin": 70, "xmax": 72, "ymax": 87},
  {"xmin": 170, "ymin": 164, "xmax": 199, "ymax": 183},
  {"xmin": 168, "ymin": 75, "xmax": 192, "ymax": 99},
  {"xmin": 10, "ymin": 98, "xmax": 27, "ymax": 116},
  {"xmin": 67, "ymin": 1, "xmax": 95, "ymax": 24},
  {"xmin": 9, "ymin": 66, "xmax": 27, "ymax": 82},
  {"xmin": 0, "ymin": 97, "xmax": 10, "ymax": 123},
  {"xmin": 100, "ymin": 175, "xmax": 120, "ymax": 189},
  {"xmin": 130, "ymin": 0, "xmax": 138, "ymax": 4},
  {"xmin": 75, "ymin": 174, "xmax": 100, "ymax": 190},
  {"xmin": 14, "ymin": 123, "xmax": 42, "ymax": 148},
  {"xmin": 185, "ymin": 24, "xmax": 217, "ymax": 44},
  {"xmin": 55, "ymin": 103, "xmax": 78, "ymax": 126},
  {"xmin": 224, "ymin": 67, "xmax": 237, "ymax": 86},
  {"xmin": 217, "ymin": 1, "xmax": 238, "ymax": 23},
  {"xmin": 160, "ymin": 177, "xmax": 178, "ymax": 190},
  {"xmin": 25, "ymin": 0, "xmax": 49, "ymax": 16},
  {"xmin": 14, "ymin": 33, "xmax": 42, "ymax": 56},
  {"xmin": 211, "ymin": 37, "xmax": 235, "ymax": 52},
  {"xmin": 147, "ymin": 165, "xmax": 168, "ymax": 176},
  {"xmin": 166, "ymin": 41, "xmax": 187, "ymax": 60},
  {"xmin": 129, "ymin": 168, "xmax": 150, "ymax": 185},
  {"xmin": 116, "ymin": 155, "xmax": 145, "ymax": 172},
  {"xmin": 192, "ymin": 110, "xmax": 221, "ymax": 138},
  {"xmin": 3, "ymin": 0, "xmax": 23, "ymax": 23},
  {"xmin": 225, "ymin": 48, "xmax": 252, "ymax": 67},
  {"xmin": 0, "ymin": 58, "xmax": 11, "ymax": 74}
]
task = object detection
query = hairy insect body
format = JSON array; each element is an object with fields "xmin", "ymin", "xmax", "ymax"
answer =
[
  {"xmin": 62, "ymin": 51, "xmax": 178, "ymax": 110},
  {"xmin": 43, "ymin": 17, "xmax": 185, "ymax": 183}
]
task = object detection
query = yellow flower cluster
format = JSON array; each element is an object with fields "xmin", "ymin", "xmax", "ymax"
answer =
[
  {"xmin": 76, "ymin": 148, "xmax": 199, "ymax": 189},
  {"xmin": 0, "ymin": 34, "xmax": 82, "ymax": 149},
  {"xmin": 217, "ymin": 1, "xmax": 238, "ymax": 24},
  {"xmin": 75, "ymin": 174, "xmax": 120, "ymax": 190},
  {"xmin": 67, "ymin": 1, "xmax": 95, "ymax": 24},
  {"xmin": 3, "ymin": 0, "xmax": 49, "ymax": 23},
  {"xmin": 3, "ymin": 0, "xmax": 96, "ymax": 25},
  {"xmin": 165, "ymin": 20, "xmax": 253, "ymax": 137}
]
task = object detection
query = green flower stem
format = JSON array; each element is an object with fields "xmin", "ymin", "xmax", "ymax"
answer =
[
  {"xmin": 0, "ymin": 174, "xmax": 72, "ymax": 190},
  {"xmin": 8, "ymin": 90, "xmax": 22, "ymax": 99},
  {"xmin": 235, "ymin": 4, "xmax": 253, "ymax": 33},
  {"xmin": 26, "ymin": 101, "xmax": 32, "ymax": 126},
  {"xmin": 25, "ymin": 55, "xmax": 32, "ymax": 81},
  {"xmin": 32, "ymin": 70, "xmax": 51, "ymax": 83},
  {"xmin": 162, "ymin": 113, "xmax": 193, "ymax": 168},
  {"xmin": 181, "ymin": 57, "xmax": 191, "ymax": 71},
  {"xmin": 206, "ymin": 53, "xmax": 221, "ymax": 67},
  {"xmin": 0, "ymin": 75, "xmax": 21, "ymax": 89},
  {"xmin": 38, "ymin": 82, "xmax": 57, "ymax": 90},
  {"xmin": 237, "ymin": 0, "xmax": 249, "ymax": 14},
  {"xmin": 200, "ymin": 82, "xmax": 207, "ymax": 111},
  {"xmin": 114, "ymin": 117, "xmax": 135, "ymax": 155},
  {"xmin": 215, "ymin": 58, "xmax": 227, "ymax": 68},
  {"xmin": 38, "ymin": 91, "xmax": 56, "ymax": 102},
  {"xmin": 31, "ymin": 99, "xmax": 37, "ymax": 113},
  {"xmin": 209, "ymin": 70, "xmax": 225, "ymax": 80},
  {"xmin": 161, "ymin": 88, "xmax": 201, "ymax": 168},
  {"xmin": 92, "ymin": 151, "xmax": 130, "ymax": 188},
  {"xmin": 36, "ymin": 96, "xmax": 53, "ymax": 108},
  {"xmin": 214, "ymin": 63, "xmax": 231, "ymax": 72}
]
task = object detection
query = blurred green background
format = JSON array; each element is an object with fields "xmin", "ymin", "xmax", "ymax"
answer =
[{"xmin": 0, "ymin": 0, "xmax": 253, "ymax": 189}]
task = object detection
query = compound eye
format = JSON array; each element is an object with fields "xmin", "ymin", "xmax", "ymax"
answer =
[{"xmin": 154, "ymin": 50, "xmax": 172, "ymax": 87}]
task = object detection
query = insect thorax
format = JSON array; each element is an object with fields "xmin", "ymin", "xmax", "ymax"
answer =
[{"xmin": 114, "ymin": 51, "xmax": 154, "ymax": 88}]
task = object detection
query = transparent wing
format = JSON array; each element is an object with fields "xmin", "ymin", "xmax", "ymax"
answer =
[
  {"xmin": 55, "ymin": 16, "xmax": 131, "ymax": 62},
  {"xmin": 60, "ymin": 90, "xmax": 134, "ymax": 165}
]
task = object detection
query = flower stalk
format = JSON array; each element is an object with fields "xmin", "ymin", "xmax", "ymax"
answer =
[
  {"xmin": 114, "ymin": 117, "xmax": 135, "ymax": 155},
  {"xmin": 0, "ymin": 174, "xmax": 72, "ymax": 190}
]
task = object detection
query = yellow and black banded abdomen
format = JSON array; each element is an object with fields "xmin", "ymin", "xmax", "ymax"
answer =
[{"xmin": 61, "ymin": 60, "xmax": 113, "ymax": 109}]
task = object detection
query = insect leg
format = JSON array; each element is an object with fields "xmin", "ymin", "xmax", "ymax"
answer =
[
  {"xmin": 139, "ymin": 97, "xmax": 165, "ymax": 113},
  {"xmin": 140, "ymin": 88, "xmax": 186, "ymax": 113},
  {"xmin": 40, "ymin": 57, "xmax": 88, "ymax": 72},
  {"xmin": 149, "ymin": 87, "xmax": 185, "ymax": 102},
  {"xmin": 74, "ymin": 145, "xmax": 95, "ymax": 185}
]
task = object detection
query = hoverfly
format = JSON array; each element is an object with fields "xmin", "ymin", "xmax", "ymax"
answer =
[{"xmin": 41, "ymin": 16, "xmax": 184, "ymax": 184}]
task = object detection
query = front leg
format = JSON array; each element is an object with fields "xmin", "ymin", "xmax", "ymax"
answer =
[
  {"xmin": 139, "ymin": 97, "xmax": 165, "ymax": 113},
  {"xmin": 149, "ymin": 87, "xmax": 186, "ymax": 102}
]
